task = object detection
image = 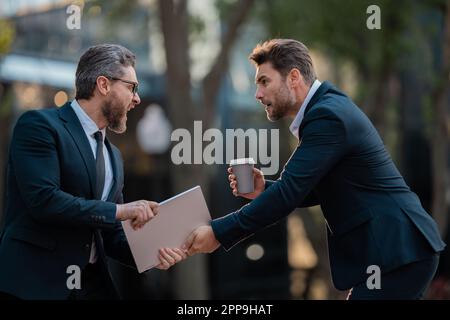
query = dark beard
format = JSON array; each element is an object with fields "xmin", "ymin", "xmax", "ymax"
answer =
[{"xmin": 102, "ymin": 99, "xmax": 127, "ymax": 134}]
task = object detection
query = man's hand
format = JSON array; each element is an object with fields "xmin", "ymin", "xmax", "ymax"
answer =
[
  {"xmin": 155, "ymin": 248, "xmax": 187, "ymax": 270},
  {"xmin": 116, "ymin": 200, "xmax": 159, "ymax": 230},
  {"xmin": 228, "ymin": 166, "xmax": 265, "ymax": 200},
  {"xmin": 183, "ymin": 225, "xmax": 220, "ymax": 256}
]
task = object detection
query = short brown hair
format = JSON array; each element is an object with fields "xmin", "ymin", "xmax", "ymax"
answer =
[{"xmin": 249, "ymin": 39, "xmax": 316, "ymax": 86}]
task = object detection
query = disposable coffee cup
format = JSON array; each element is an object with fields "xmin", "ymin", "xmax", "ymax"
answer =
[{"xmin": 230, "ymin": 158, "xmax": 255, "ymax": 194}]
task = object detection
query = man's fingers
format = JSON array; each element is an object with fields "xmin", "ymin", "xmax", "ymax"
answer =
[
  {"xmin": 144, "ymin": 202, "xmax": 153, "ymax": 219},
  {"xmin": 187, "ymin": 234, "xmax": 199, "ymax": 256},
  {"xmin": 162, "ymin": 248, "xmax": 179, "ymax": 262},
  {"xmin": 134, "ymin": 202, "xmax": 153, "ymax": 226},
  {"xmin": 154, "ymin": 248, "xmax": 187, "ymax": 270},
  {"xmin": 230, "ymin": 181, "xmax": 237, "ymax": 189},
  {"xmin": 140, "ymin": 201, "xmax": 148, "ymax": 215},
  {"xmin": 148, "ymin": 201, "xmax": 159, "ymax": 208},
  {"xmin": 131, "ymin": 218, "xmax": 150, "ymax": 230},
  {"xmin": 131, "ymin": 207, "xmax": 148, "ymax": 230},
  {"xmin": 131, "ymin": 220, "xmax": 142, "ymax": 230},
  {"xmin": 156, "ymin": 260, "xmax": 169, "ymax": 270},
  {"xmin": 137, "ymin": 211, "xmax": 146, "ymax": 224},
  {"xmin": 157, "ymin": 252, "xmax": 171, "ymax": 269},
  {"xmin": 227, "ymin": 167, "xmax": 233, "ymax": 174},
  {"xmin": 163, "ymin": 248, "xmax": 184, "ymax": 263},
  {"xmin": 148, "ymin": 201, "xmax": 160, "ymax": 215},
  {"xmin": 187, "ymin": 232, "xmax": 203, "ymax": 256},
  {"xmin": 159, "ymin": 248, "xmax": 176, "ymax": 265},
  {"xmin": 146, "ymin": 207, "xmax": 154, "ymax": 221},
  {"xmin": 187, "ymin": 247, "xmax": 196, "ymax": 256},
  {"xmin": 173, "ymin": 248, "xmax": 187, "ymax": 260},
  {"xmin": 182, "ymin": 231, "xmax": 196, "ymax": 254}
]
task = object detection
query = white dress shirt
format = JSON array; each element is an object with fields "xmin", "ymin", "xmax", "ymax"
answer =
[
  {"xmin": 71, "ymin": 100, "xmax": 114, "ymax": 263},
  {"xmin": 289, "ymin": 79, "xmax": 322, "ymax": 139}
]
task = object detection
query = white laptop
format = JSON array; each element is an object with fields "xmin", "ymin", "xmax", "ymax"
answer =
[{"xmin": 121, "ymin": 185, "xmax": 212, "ymax": 273}]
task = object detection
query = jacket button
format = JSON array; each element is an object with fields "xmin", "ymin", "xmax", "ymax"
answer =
[{"xmin": 85, "ymin": 244, "xmax": 90, "ymax": 251}]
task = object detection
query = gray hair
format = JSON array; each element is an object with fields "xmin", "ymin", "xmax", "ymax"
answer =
[{"xmin": 75, "ymin": 44, "xmax": 136, "ymax": 100}]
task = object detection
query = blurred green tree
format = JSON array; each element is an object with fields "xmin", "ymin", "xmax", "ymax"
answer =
[{"xmin": 0, "ymin": 19, "xmax": 15, "ymax": 55}]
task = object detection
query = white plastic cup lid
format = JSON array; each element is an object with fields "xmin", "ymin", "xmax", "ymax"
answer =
[{"xmin": 229, "ymin": 158, "xmax": 255, "ymax": 166}]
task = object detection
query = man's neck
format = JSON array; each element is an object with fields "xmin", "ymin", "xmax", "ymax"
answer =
[
  {"xmin": 77, "ymin": 98, "xmax": 107, "ymax": 130},
  {"xmin": 287, "ymin": 82, "xmax": 311, "ymax": 119}
]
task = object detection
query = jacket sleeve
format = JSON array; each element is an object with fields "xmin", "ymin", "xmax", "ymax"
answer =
[
  {"xmin": 10, "ymin": 110, "xmax": 117, "ymax": 229},
  {"xmin": 265, "ymin": 180, "xmax": 319, "ymax": 208},
  {"xmin": 103, "ymin": 192, "xmax": 137, "ymax": 268},
  {"xmin": 211, "ymin": 107, "xmax": 347, "ymax": 250}
]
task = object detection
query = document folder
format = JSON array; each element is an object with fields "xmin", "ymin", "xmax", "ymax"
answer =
[{"xmin": 122, "ymin": 185, "xmax": 212, "ymax": 273}]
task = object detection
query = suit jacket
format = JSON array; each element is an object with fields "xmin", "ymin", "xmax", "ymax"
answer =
[
  {"xmin": 0, "ymin": 102, "xmax": 135, "ymax": 299},
  {"xmin": 211, "ymin": 81, "xmax": 446, "ymax": 290}
]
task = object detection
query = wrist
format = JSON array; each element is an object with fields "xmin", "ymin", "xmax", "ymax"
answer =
[{"xmin": 115, "ymin": 204, "xmax": 123, "ymax": 220}]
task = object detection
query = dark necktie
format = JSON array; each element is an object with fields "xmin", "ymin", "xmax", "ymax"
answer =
[
  {"xmin": 94, "ymin": 131, "xmax": 105, "ymax": 200},
  {"xmin": 92, "ymin": 131, "xmax": 106, "ymax": 266}
]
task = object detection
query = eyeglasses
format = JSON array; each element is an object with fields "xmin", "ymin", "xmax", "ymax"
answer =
[{"xmin": 110, "ymin": 77, "xmax": 139, "ymax": 95}]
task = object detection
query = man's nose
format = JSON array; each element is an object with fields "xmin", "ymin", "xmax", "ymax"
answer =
[
  {"xmin": 255, "ymin": 88, "xmax": 263, "ymax": 101},
  {"xmin": 133, "ymin": 93, "xmax": 141, "ymax": 105}
]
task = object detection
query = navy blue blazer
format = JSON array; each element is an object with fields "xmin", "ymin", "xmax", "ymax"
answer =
[
  {"xmin": 0, "ymin": 102, "xmax": 134, "ymax": 299},
  {"xmin": 211, "ymin": 81, "xmax": 446, "ymax": 290}
]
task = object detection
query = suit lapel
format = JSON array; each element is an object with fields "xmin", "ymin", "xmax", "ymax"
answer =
[
  {"xmin": 303, "ymin": 81, "xmax": 333, "ymax": 116},
  {"xmin": 298, "ymin": 81, "xmax": 333, "ymax": 139},
  {"xmin": 58, "ymin": 102, "xmax": 97, "ymax": 199}
]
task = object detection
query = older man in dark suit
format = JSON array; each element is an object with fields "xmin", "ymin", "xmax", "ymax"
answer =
[{"xmin": 0, "ymin": 44, "xmax": 185, "ymax": 300}]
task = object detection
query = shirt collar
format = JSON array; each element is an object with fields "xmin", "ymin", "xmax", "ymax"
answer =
[
  {"xmin": 289, "ymin": 79, "xmax": 322, "ymax": 139},
  {"xmin": 70, "ymin": 99, "xmax": 106, "ymax": 141}
]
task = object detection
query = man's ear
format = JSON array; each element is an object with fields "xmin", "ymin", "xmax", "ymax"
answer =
[
  {"xmin": 96, "ymin": 76, "xmax": 110, "ymax": 96},
  {"xmin": 288, "ymin": 68, "xmax": 303, "ymax": 88}
]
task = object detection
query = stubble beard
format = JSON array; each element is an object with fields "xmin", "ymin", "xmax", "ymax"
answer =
[{"xmin": 266, "ymin": 83, "xmax": 295, "ymax": 122}]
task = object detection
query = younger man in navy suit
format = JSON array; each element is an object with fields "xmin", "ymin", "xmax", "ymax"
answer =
[{"xmin": 185, "ymin": 39, "xmax": 446, "ymax": 299}]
